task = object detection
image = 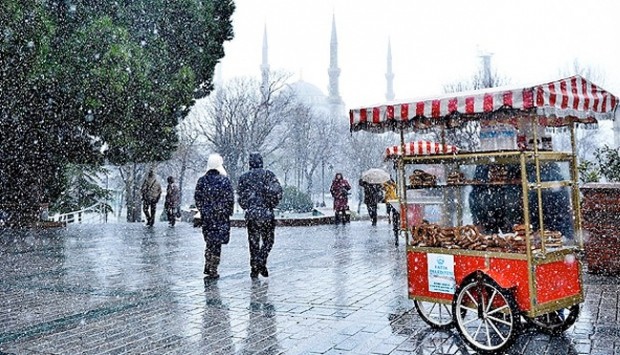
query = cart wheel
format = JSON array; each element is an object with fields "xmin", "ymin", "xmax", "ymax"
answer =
[
  {"xmin": 527, "ymin": 305, "xmax": 579, "ymax": 334},
  {"xmin": 452, "ymin": 274, "xmax": 520, "ymax": 354},
  {"xmin": 414, "ymin": 300, "xmax": 453, "ymax": 329}
]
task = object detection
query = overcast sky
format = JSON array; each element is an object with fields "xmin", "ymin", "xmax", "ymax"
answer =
[{"xmin": 218, "ymin": 0, "xmax": 620, "ymax": 109}]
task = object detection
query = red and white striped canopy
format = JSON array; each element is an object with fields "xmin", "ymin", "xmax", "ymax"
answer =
[
  {"xmin": 350, "ymin": 75, "xmax": 619, "ymax": 133},
  {"xmin": 385, "ymin": 141, "xmax": 459, "ymax": 158}
]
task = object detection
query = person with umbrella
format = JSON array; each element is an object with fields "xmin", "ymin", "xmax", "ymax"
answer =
[{"xmin": 359, "ymin": 168, "xmax": 389, "ymax": 226}]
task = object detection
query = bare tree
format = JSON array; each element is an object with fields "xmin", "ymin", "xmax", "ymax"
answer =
[
  {"xmin": 194, "ymin": 73, "xmax": 295, "ymax": 186},
  {"xmin": 562, "ymin": 59, "xmax": 606, "ymax": 83},
  {"xmin": 280, "ymin": 103, "xmax": 340, "ymax": 195},
  {"xmin": 344, "ymin": 131, "xmax": 395, "ymax": 213},
  {"xmin": 118, "ymin": 163, "xmax": 150, "ymax": 222},
  {"xmin": 442, "ymin": 54, "xmax": 510, "ymax": 151},
  {"xmin": 443, "ymin": 57, "xmax": 509, "ymax": 93},
  {"xmin": 158, "ymin": 117, "xmax": 205, "ymax": 206}
]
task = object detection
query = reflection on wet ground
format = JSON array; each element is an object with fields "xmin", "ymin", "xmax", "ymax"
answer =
[{"xmin": 0, "ymin": 222, "xmax": 618, "ymax": 354}]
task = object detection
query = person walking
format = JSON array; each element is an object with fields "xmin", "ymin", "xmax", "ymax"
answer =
[
  {"xmin": 164, "ymin": 176, "xmax": 181, "ymax": 227},
  {"xmin": 330, "ymin": 173, "xmax": 351, "ymax": 224},
  {"xmin": 141, "ymin": 169, "xmax": 162, "ymax": 226},
  {"xmin": 359, "ymin": 179, "xmax": 384, "ymax": 226},
  {"xmin": 194, "ymin": 153, "xmax": 235, "ymax": 280},
  {"xmin": 383, "ymin": 178, "xmax": 400, "ymax": 241},
  {"xmin": 237, "ymin": 152, "xmax": 283, "ymax": 279}
]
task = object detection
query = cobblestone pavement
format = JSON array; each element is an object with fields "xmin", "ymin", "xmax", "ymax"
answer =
[{"xmin": 0, "ymin": 221, "xmax": 619, "ymax": 354}]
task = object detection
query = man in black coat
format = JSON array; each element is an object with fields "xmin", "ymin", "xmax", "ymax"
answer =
[
  {"xmin": 237, "ymin": 152, "xmax": 283, "ymax": 279},
  {"xmin": 194, "ymin": 153, "xmax": 235, "ymax": 280},
  {"xmin": 359, "ymin": 180, "xmax": 384, "ymax": 226}
]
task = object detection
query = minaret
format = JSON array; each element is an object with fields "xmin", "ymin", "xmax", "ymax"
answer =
[
  {"xmin": 385, "ymin": 38, "xmax": 395, "ymax": 101},
  {"xmin": 260, "ymin": 24, "xmax": 270, "ymax": 98},
  {"xmin": 327, "ymin": 14, "xmax": 343, "ymax": 118}
]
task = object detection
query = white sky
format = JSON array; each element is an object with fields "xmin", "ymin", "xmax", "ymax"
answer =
[{"xmin": 219, "ymin": 0, "xmax": 620, "ymax": 109}]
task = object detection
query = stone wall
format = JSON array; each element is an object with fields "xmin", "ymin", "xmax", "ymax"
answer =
[{"xmin": 581, "ymin": 183, "xmax": 620, "ymax": 274}]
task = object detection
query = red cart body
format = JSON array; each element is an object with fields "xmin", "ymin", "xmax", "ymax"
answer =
[{"xmin": 407, "ymin": 250, "xmax": 583, "ymax": 313}]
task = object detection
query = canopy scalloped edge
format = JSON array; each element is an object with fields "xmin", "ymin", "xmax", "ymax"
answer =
[
  {"xmin": 349, "ymin": 75, "xmax": 619, "ymax": 133},
  {"xmin": 385, "ymin": 141, "xmax": 459, "ymax": 159}
]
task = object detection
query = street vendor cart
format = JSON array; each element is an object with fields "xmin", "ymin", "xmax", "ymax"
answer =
[{"xmin": 349, "ymin": 75, "xmax": 619, "ymax": 353}]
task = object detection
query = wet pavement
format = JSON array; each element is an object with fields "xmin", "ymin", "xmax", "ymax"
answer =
[{"xmin": 0, "ymin": 221, "xmax": 619, "ymax": 354}]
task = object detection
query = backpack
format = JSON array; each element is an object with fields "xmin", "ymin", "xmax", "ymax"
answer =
[{"xmin": 264, "ymin": 172, "xmax": 283, "ymax": 209}]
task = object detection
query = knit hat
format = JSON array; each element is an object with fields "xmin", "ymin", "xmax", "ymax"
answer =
[{"xmin": 206, "ymin": 153, "xmax": 227, "ymax": 176}]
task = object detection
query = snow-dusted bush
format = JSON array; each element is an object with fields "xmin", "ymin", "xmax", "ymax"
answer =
[{"xmin": 595, "ymin": 145, "xmax": 620, "ymax": 182}]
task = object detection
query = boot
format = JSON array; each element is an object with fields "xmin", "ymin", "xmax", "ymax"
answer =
[
  {"xmin": 250, "ymin": 261, "xmax": 259, "ymax": 279},
  {"xmin": 203, "ymin": 253, "xmax": 213, "ymax": 276},
  {"xmin": 209, "ymin": 255, "xmax": 220, "ymax": 279},
  {"xmin": 169, "ymin": 213, "xmax": 175, "ymax": 227},
  {"xmin": 203, "ymin": 252, "xmax": 220, "ymax": 279},
  {"xmin": 259, "ymin": 263, "xmax": 269, "ymax": 278}
]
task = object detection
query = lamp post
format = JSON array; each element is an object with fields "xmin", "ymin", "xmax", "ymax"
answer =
[
  {"xmin": 104, "ymin": 172, "xmax": 109, "ymax": 223},
  {"xmin": 321, "ymin": 159, "xmax": 325, "ymax": 207},
  {"xmin": 327, "ymin": 163, "xmax": 334, "ymax": 208}
]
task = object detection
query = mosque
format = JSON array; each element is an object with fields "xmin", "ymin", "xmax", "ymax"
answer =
[
  {"xmin": 259, "ymin": 15, "xmax": 395, "ymax": 122},
  {"xmin": 252, "ymin": 17, "xmax": 620, "ymax": 147}
]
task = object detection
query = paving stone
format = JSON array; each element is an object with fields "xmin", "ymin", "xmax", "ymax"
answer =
[{"xmin": 0, "ymin": 222, "xmax": 619, "ymax": 354}]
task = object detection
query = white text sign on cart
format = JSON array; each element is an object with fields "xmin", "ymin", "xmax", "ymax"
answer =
[{"xmin": 427, "ymin": 253, "xmax": 456, "ymax": 294}]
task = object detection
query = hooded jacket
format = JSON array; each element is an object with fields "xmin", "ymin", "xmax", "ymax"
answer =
[
  {"xmin": 330, "ymin": 175, "xmax": 351, "ymax": 211},
  {"xmin": 237, "ymin": 153, "xmax": 283, "ymax": 221}
]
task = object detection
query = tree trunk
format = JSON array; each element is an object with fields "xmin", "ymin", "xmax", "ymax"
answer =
[
  {"xmin": 121, "ymin": 163, "xmax": 143, "ymax": 223},
  {"xmin": 178, "ymin": 156, "xmax": 188, "ymax": 207}
]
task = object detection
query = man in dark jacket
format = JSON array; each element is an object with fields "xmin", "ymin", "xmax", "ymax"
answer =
[
  {"xmin": 194, "ymin": 153, "xmax": 235, "ymax": 280},
  {"xmin": 359, "ymin": 180, "xmax": 384, "ymax": 226},
  {"xmin": 141, "ymin": 169, "xmax": 162, "ymax": 226},
  {"xmin": 237, "ymin": 152, "xmax": 283, "ymax": 279}
]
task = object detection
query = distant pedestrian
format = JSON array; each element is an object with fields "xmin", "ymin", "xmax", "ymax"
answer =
[
  {"xmin": 164, "ymin": 176, "xmax": 181, "ymax": 227},
  {"xmin": 237, "ymin": 152, "xmax": 283, "ymax": 279},
  {"xmin": 141, "ymin": 169, "xmax": 162, "ymax": 226},
  {"xmin": 383, "ymin": 178, "xmax": 400, "ymax": 239},
  {"xmin": 194, "ymin": 154, "xmax": 235, "ymax": 280},
  {"xmin": 359, "ymin": 179, "xmax": 384, "ymax": 226},
  {"xmin": 330, "ymin": 173, "xmax": 351, "ymax": 224},
  {"xmin": 383, "ymin": 178, "xmax": 398, "ymax": 223}
]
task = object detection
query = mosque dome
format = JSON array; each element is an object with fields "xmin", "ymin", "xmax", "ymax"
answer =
[{"xmin": 287, "ymin": 79, "xmax": 330, "ymax": 115}]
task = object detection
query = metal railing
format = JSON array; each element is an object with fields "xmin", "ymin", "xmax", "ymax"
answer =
[{"xmin": 48, "ymin": 202, "xmax": 109, "ymax": 224}]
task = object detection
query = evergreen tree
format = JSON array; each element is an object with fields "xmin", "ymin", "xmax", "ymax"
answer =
[{"xmin": 0, "ymin": 0, "xmax": 234, "ymax": 225}]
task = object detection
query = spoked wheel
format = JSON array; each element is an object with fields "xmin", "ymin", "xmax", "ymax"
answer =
[
  {"xmin": 527, "ymin": 305, "xmax": 579, "ymax": 334},
  {"xmin": 452, "ymin": 274, "xmax": 520, "ymax": 354},
  {"xmin": 414, "ymin": 300, "xmax": 453, "ymax": 329}
]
